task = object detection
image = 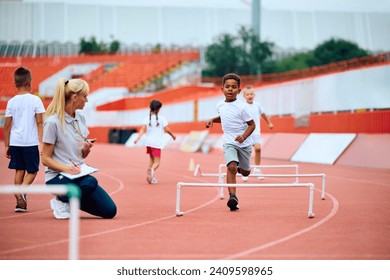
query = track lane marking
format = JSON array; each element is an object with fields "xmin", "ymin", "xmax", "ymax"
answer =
[
  {"xmin": 0, "ymin": 174, "xmax": 219, "ymax": 256},
  {"xmin": 221, "ymin": 188, "xmax": 339, "ymax": 259}
]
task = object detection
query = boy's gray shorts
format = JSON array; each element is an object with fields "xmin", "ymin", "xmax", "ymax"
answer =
[{"xmin": 223, "ymin": 143, "xmax": 252, "ymax": 172}]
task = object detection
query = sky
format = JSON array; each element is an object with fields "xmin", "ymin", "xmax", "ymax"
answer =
[{"xmin": 22, "ymin": 0, "xmax": 390, "ymax": 12}]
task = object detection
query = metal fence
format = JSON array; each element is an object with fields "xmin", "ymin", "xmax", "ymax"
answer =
[{"xmin": 0, "ymin": 41, "xmax": 202, "ymax": 58}]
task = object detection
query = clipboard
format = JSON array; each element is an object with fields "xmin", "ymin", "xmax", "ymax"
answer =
[{"xmin": 60, "ymin": 163, "xmax": 98, "ymax": 180}]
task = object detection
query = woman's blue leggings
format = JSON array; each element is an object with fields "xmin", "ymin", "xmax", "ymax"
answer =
[{"xmin": 47, "ymin": 174, "xmax": 117, "ymax": 219}]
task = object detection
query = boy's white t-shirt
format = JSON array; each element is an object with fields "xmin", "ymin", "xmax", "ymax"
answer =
[
  {"xmin": 216, "ymin": 99, "xmax": 253, "ymax": 148},
  {"xmin": 5, "ymin": 93, "xmax": 46, "ymax": 146},
  {"xmin": 245, "ymin": 101, "xmax": 263, "ymax": 136},
  {"xmin": 142, "ymin": 114, "xmax": 168, "ymax": 149}
]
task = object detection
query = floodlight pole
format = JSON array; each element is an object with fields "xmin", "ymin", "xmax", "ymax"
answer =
[
  {"xmin": 252, "ymin": 0, "xmax": 262, "ymax": 80},
  {"xmin": 252, "ymin": 0, "xmax": 261, "ymax": 40}
]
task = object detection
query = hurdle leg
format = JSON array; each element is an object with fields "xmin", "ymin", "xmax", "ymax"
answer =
[
  {"xmin": 321, "ymin": 175, "xmax": 326, "ymax": 200},
  {"xmin": 176, "ymin": 183, "xmax": 184, "ymax": 216},
  {"xmin": 68, "ymin": 197, "xmax": 80, "ymax": 260},
  {"xmin": 194, "ymin": 164, "xmax": 200, "ymax": 176},
  {"xmin": 218, "ymin": 164, "xmax": 225, "ymax": 199},
  {"xmin": 308, "ymin": 184, "xmax": 315, "ymax": 218},
  {"xmin": 218, "ymin": 174, "xmax": 224, "ymax": 199},
  {"xmin": 295, "ymin": 165, "xmax": 299, "ymax": 183},
  {"xmin": 0, "ymin": 185, "xmax": 80, "ymax": 259}
]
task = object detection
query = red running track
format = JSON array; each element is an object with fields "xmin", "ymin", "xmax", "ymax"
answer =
[{"xmin": 0, "ymin": 143, "xmax": 389, "ymax": 260}]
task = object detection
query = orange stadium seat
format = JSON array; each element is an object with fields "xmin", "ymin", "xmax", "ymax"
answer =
[{"xmin": 0, "ymin": 51, "xmax": 200, "ymax": 99}]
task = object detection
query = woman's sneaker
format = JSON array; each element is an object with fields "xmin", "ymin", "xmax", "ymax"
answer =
[
  {"xmin": 15, "ymin": 194, "xmax": 27, "ymax": 212},
  {"xmin": 151, "ymin": 178, "xmax": 158, "ymax": 184},
  {"xmin": 50, "ymin": 198, "xmax": 71, "ymax": 219},
  {"xmin": 227, "ymin": 194, "xmax": 240, "ymax": 211}
]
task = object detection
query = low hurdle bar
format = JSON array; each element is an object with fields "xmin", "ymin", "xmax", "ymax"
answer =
[
  {"xmin": 176, "ymin": 182, "xmax": 315, "ymax": 218},
  {"xmin": 220, "ymin": 173, "xmax": 327, "ymax": 200},
  {"xmin": 218, "ymin": 163, "xmax": 299, "ymax": 187},
  {"xmin": 194, "ymin": 164, "xmax": 325, "ymax": 200},
  {"xmin": 194, "ymin": 163, "xmax": 300, "ymax": 184},
  {"xmin": 0, "ymin": 184, "xmax": 81, "ymax": 260},
  {"xmin": 218, "ymin": 164, "xmax": 299, "ymax": 181},
  {"xmin": 219, "ymin": 164, "xmax": 300, "ymax": 199}
]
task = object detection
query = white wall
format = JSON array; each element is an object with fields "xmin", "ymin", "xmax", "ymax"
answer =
[
  {"xmin": 86, "ymin": 64, "xmax": 390, "ymax": 127},
  {"xmin": 86, "ymin": 101, "xmax": 194, "ymax": 127},
  {"xmin": 252, "ymin": 65, "xmax": 390, "ymax": 116},
  {"xmin": 1, "ymin": 2, "xmax": 389, "ymax": 51}
]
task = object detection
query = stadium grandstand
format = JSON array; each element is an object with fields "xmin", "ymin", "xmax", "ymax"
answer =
[{"xmin": 1, "ymin": 49, "xmax": 389, "ymax": 137}]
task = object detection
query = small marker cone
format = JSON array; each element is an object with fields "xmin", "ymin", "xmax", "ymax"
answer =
[{"xmin": 188, "ymin": 158, "xmax": 195, "ymax": 171}]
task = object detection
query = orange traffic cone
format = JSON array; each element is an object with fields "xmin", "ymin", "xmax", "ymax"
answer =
[{"xmin": 188, "ymin": 158, "xmax": 195, "ymax": 171}]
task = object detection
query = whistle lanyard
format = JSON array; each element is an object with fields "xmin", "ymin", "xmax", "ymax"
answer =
[{"xmin": 70, "ymin": 119, "xmax": 85, "ymax": 159}]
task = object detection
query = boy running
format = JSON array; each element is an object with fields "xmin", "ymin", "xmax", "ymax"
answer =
[{"xmin": 205, "ymin": 73, "xmax": 255, "ymax": 211}]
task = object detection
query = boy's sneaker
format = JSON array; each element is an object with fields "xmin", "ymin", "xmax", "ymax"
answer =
[
  {"xmin": 227, "ymin": 195, "xmax": 240, "ymax": 211},
  {"xmin": 15, "ymin": 194, "xmax": 27, "ymax": 212},
  {"xmin": 50, "ymin": 198, "xmax": 71, "ymax": 219},
  {"xmin": 147, "ymin": 168, "xmax": 154, "ymax": 184},
  {"xmin": 151, "ymin": 178, "xmax": 158, "ymax": 184},
  {"xmin": 254, "ymin": 167, "xmax": 264, "ymax": 180}
]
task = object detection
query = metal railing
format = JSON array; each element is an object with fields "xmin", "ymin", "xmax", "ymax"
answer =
[
  {"xmin": 0, "ymin": 41, "xmax": 200, "ymax": 58},
  {"xmin": 202, "ymin": 52, "xmax": 390, "ymax": 86}
]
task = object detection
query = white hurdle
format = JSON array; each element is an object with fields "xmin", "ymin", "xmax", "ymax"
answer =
[
  {"xmin": 0, "ymin": 184, "xmax": 80, "ymax": 260},
  {"xmin": 218, "ymin": 164, "xmax": 299, "ymax": 179},
  {"xmin": 194, "ymin": 164, "xmax": 326, "ymax": 200},
  {"xmin": 176, "ymin": 182, "xmax": 315, "ymax": 218},
  {"xmin": 221, "ymin": 173, "xmax": 326, "ymax": 200}
]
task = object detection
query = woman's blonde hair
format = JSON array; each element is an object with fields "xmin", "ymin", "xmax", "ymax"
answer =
[{"xmin": 46, "ymin": 78, "xmax": 89, "ymax": 128}]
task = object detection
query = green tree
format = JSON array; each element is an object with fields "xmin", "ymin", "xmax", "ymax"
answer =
[
  {"xmin": 263, "ymin": 52, "xmax": 314, "ymax": 73},
  {"xmin": 262, "ymin": 38, "xmax": 370, "ymax": 74},
  {"xmin": 236, "ymin": 26, "xmax": 274, "ymax": 75},
  {"xmin": 308, "ymin": 38, "xmax": 370, "ymax": 67},
  {"xmin": 203, "ymin": 34, "xmax": 239, "ymax": 77},
  {"xmin": 202, "ymin": 26, "xmax": 274, "ymax": 77},
  {"xmin": 80, "ymin": 36, "xmax": 121, "ymax": 54},
  {"xmin": 79, "ymin": 36, "xmax": 107, "ymax": 54},
  {"xmin": 109, "ymin": 40, "xmax": 120, "ymax": 53}
]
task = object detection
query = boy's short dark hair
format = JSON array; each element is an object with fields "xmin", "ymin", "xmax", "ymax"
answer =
[
  {"xmin": 14, "ymin": 67, "xmax": 32, "ymax": 88},
  {"xmin": 222, "ymin": 73, "xmax": 241, "ymax": 87}
]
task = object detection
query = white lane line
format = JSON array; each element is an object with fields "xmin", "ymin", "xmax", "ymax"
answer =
[
  {"xmin": 221, "ymin": 188, "xmax": 339, "ymax": 260},
  {"xmin": 0, "ymin": 172, "xmax": 124, "ymax": 221},
  {"xmin": 0, "ymin": 174, "xmax": 219, "ymax": 256}
]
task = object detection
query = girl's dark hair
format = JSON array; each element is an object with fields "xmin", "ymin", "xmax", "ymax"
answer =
[{"xmin": 149, "ymin": 99, "xmax": 162, "ymax": 126}]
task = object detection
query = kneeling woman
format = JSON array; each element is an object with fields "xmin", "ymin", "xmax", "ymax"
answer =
[{"xmin": 41, "ymin": 78, "xmax": 117, "ymax": 219}]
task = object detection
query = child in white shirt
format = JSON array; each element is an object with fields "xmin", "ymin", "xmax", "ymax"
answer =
[
  {"xmin": 134, "ymin": 99, "xmax": 176, "ymax": 184},
  {"xmin": 205, "ymin": 73, "xmax": 255, "ymax": 211},
  {"xmin": 4, "ymin": 67, "xmax": 45, "ymax": 212},
  {"xmin": 241, "ymin": 85, "xmax": 274, "ymax": 181}
]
